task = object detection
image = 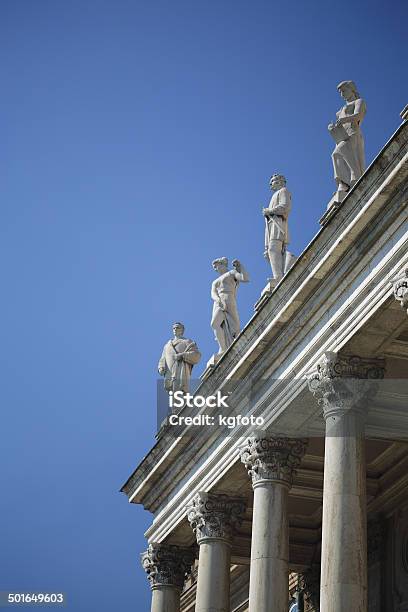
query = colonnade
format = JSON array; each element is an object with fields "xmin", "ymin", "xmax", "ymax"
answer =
[{"xmin": 142, "ymin": 350, "xmax": 388, "ymax": 612}]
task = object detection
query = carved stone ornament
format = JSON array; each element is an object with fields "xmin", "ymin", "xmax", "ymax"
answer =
[
  {"xmin": 186, "ymin": 492, "xmax": 246, "ymax": 545},
  {"xmin": 307, "ymin": 352, "xmax": 385, "ymax": 419},
  {"xmin": 392, "ymin": 269, "xmax": 408, "ymax": 315},
  {"xmin": 240, "ymin": 436, "xmax": 307, "ymax": 487},
  {"xmin": 141, "ymin": 543, "xmax": 194, "ymax": 590}
]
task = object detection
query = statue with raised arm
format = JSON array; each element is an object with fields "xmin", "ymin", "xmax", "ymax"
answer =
[
  {"xmin": 211, "ymin": 258, "xmax": 249, "ymax": 354},
  {"xmin": 158, "ymin": 322, "xmax": 201, "ymax": 394},
  {"xmin": 263, "ymin": 173, "xmax": 295, "ymax": 282},
  {"xmin": 328, "ymin": 80, "xmax": 366, "ymax": 198}
]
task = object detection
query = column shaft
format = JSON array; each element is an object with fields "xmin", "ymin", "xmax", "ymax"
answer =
[
  {"xmin": 195, "ymin": 540, "xmax": 231, "ymax": 612},
  {"xmin": 141, "ymin": 543, "xmax": 194, "ymax": 612},
  {"xmin": 187, "ymin": 492, "xmax": 246, "ymax": 612},
  {"xmin": 307, "ymin": 352, "xmax": 385, "ymax": 612},
  {"xmin": 240, "ymin": 437, "xmax": 307, "ymax": 612},
  {"xmin": 151, "ymin": 586, "xmax": 180, "ymax": 612},
  {"xmin": 248, "ymin": 482, "xmax": 289, "ymax": 612},
  {"xmin": 320, "ymin": 410, "xmax": 367, "ymax": 611}
]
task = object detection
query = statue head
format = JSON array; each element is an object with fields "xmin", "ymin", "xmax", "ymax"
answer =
[
  {"xmin": 337, "ymin": 80, "xmax": 360, "ymax": 102},
  {"xmin": 269, "ymin": 174, "xmax": 286, "ymax": 191},
  {"xmin": 172, "ymin": 322, "xmax": 185, "ymax": 338},
  {"xmin": 212, "ymin": 257, "xmax": 228, "ymax": 274}
]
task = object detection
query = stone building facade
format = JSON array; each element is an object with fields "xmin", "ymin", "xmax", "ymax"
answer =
[{"xmin": 122, "ymin": 111, "xmax": 408, "ymax": 611}]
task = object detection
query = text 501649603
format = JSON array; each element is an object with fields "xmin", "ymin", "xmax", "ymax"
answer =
[{"xmin": 0, "ymin": 593, "xmax": 66, "ymax": 607}]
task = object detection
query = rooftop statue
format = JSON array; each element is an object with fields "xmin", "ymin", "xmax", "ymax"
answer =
[
  {"xmin": 158, "ymin": 322, "xmax": 201, "ymax": 394},
  {"xmin": 263, "ymin": 174, "xmax": 296, "ymax": 283},
  {"xmin": 211, "ymin": 258, "xmax": 249, "ymax": 354},
  {"xmin": 328, "ymin": 80, "xmax": 366, "ymax": 199}
]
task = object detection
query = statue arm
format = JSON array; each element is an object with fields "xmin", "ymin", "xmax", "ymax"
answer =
[
  {"xmin": 337, "ymin": 98, "xmax": 366, "ymax": 125},
  {"xmin": 232, "ymin": 260, "xmax": 249, "ymax": 283},
  {"xmin": 269, "ymin": 204, "xmax": 289, "ymax": 216},
  {"xmin": 263, "ymin": 197, "xmax": 274, "ymax": 217},
  {"xmin": 158, "ymin": 347, "xmax": 167, "ymax": 375},
  {"xmin": 211, "ymin": 284, "xmax": 220, "ymax": 302},
  {"xmin": 269, "ymin": 189, "xmax": 291, "ymax": 217},
  {"xmin": 182, "ymin": 344, "xmax": 201, "ymax": 366}
]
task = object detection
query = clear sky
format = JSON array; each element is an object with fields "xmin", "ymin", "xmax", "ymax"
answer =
[{"xmin": 0, "ymin": 0, "xmax": 406, "ymax": 609}]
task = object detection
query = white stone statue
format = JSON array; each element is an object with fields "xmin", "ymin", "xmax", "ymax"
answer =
[
  {"xmin": 158, "ymin": 322, "xmax": 201, "ymax": 394},
  {"xmin": 211, "ymin": 258, "xmax": 249, "ymax": 354},
  {"xmin": 263, "ymin": 174, "xmax": 295, "ymax": 282},
  {"xmin": 328, "ymin": 80, "xmax": 366, "ymax": 197}
]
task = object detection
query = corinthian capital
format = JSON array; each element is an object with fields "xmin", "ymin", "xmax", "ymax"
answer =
[
  {"xmin": 186, "ymin": 492, "xmax": 246, "ymax": 545},
  {"xmin": 141, "ymin": 543, "xmax": 194, "ymax": 591},
  {"xmin": 240, "ymin": 436, "xmax": 307, "ymax": 487},
  {"xmin": 307, "ymin": 352, "xmax": 385, "ymax": 419},
  {"xmin": 392, "ymin": 269, "xmax": 408, "ymax": 314}
]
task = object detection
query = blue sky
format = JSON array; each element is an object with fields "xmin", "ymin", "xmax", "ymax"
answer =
[{"xmin": 0, "ymin": 0, "xmax": 406, "ymax": 609}]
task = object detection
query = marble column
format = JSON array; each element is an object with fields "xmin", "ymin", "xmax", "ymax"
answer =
[
  {"xmin": 392, "ymin": 269, "xmax": 408, "ymax": 314},
  {"xmin": 240, "ymin": 437, "xmax": 307, "ymax": 612},
  {"xmin": 307, "ymin": 352, "xmax": 385, "ymax": 612},
  {"xmin": 141, "ymin": 543, "xmax": 194, "ymax": 612},
  {"xmin": 186, "ymin": 492, "xmax": 246, "ymax": 612}
]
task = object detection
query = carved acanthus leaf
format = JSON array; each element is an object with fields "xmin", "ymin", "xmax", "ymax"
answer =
[
  {"xmin": 141, "ymin": 543, "xmax": 194, "ymax": 590},
  {"xmin": 307, "ymin": 352, "xmax": 385, "ymax": 418},
  {"xmin": 240, "ymin": 436, "xmax": 307, "ymax": 486},
  {"xmin": 186, "ymin": 492, "xmax": 246, "ymax": 544}
]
